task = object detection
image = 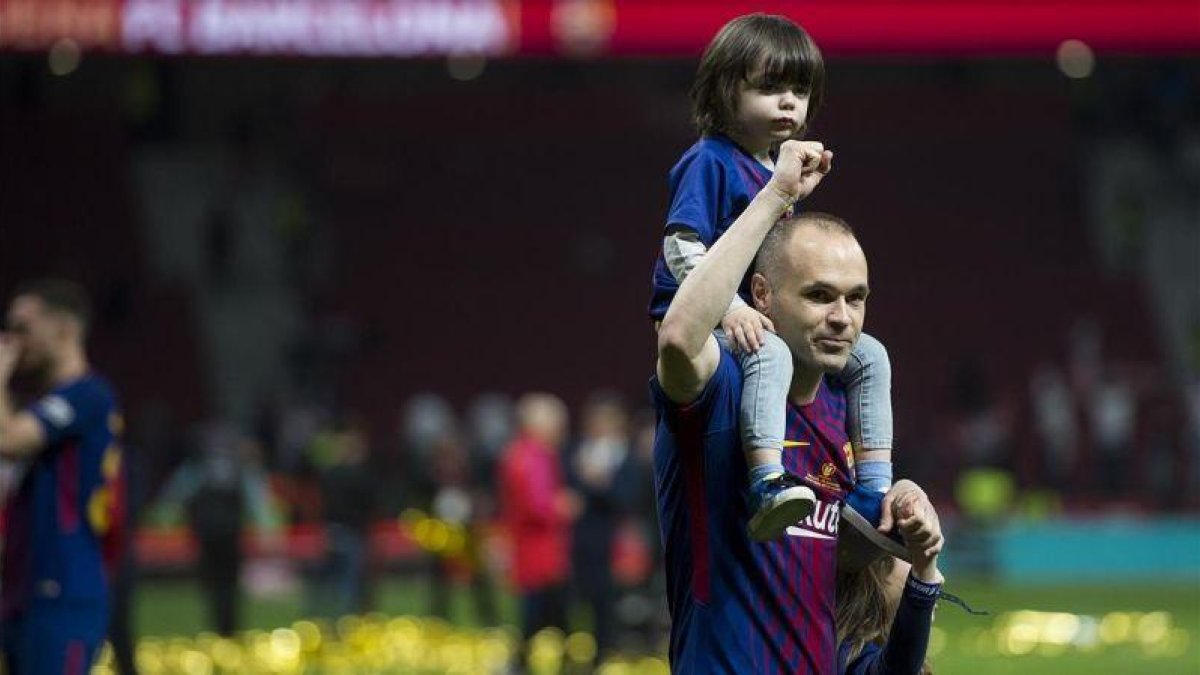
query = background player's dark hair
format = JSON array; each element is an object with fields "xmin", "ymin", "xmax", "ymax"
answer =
[
  {"xmin": 691, "ymin": 13, "xmax": 826, "ymax": 138},
  {"xmin": 13, "ymin": 278, "xmax": 93, "ymax": 332},
  {"xmin": 754, "ymin": 212, "xmax": 857, "ymax": 281}
]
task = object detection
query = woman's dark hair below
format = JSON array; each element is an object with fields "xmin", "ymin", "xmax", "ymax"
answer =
[{"xmin": 836, "ymin": 557, "xmax": 935, "ymax": 675}]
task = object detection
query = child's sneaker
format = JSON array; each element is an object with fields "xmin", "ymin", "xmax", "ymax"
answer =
[
  {"xmin": 840, "ymin": 485, "xmax": 909, "ymax": 561},
  {"xmin": 747, "ymin": 473, "xmax": 816, "ymax": 541}
]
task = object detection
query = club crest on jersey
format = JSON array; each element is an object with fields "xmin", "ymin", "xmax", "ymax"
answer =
[{"xmin": 804, "ymin": 461, "xmax": 843, "ymax": 492}]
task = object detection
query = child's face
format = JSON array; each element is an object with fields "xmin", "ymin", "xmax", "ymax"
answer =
[{"xmin": 732, "ymin": 78, "xmax": 810, "ymax": 151}]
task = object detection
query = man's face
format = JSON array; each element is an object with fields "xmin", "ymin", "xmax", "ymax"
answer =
[
  {"xmin": 754, "ymin": 226, "xmax": 869, "ymax": 376},
  {"xmin": 6, "ymin": 296, "xmax": 61, "ymax": 375}
]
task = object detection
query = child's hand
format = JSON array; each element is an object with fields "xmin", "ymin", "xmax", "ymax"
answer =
[
  {"xmin": 721, "ymin": 306, "xmax": 775, "ymax": 353},
  {"xmin": 769, "ymin": 140, "xmax": 833, "ymax": 205}
]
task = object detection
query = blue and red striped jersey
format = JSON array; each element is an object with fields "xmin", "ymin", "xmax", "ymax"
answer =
[
  {"xmin": 2, "ymin": 373, "xmax": 123, "ymax": 617},
  {"xmin": 649, "ymin": 134, "xmax": 774, "ymax": 321},
  {"xmin": 651, "ymin": 351, "xmax": 855, "ymax": 674}
]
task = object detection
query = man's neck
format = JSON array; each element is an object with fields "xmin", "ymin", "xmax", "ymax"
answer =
[
  {"xmin": 44, "ymin": 350, "xmax": 88, "ymax": 390},
  {"xmin": 788, "ymin": 366, "xmax": 824, "ymax": 406}
]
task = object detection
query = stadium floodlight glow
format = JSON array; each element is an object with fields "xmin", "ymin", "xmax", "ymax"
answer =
[
  {"xmin": 47, "ymin": 37, "xmax": 81, "ymax": 76},
  {"xmin": 447, "ymin": 54, "xmax": 487, "ymax": 81},
  {"xmin": 1056, "ymin": 39, "xmax": 1096, "ymax": 79}
]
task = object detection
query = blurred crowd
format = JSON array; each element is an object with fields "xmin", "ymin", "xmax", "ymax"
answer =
[
  {"xmin": 144, "ymin": 389, "xmax": 665, "ymax": 664},
  {"xmin": 129, "ymin": 314, "xmax": 1200, "ymax": 661},
  {"xmin": 901, "ymin": 318, "xmax": 1198, "ymax": 516}
]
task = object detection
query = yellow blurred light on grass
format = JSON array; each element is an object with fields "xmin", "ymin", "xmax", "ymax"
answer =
[
  {"xmin": 565, "ymin": 631, "xmax": 598, "ymax": 664},
  {"xmin": 1136, "ymin": 611, "xmax": 1171, "ymax": 646},
  {"xmin": 1002, "ymin": 623, "xmax": 1040, "ymax": 656},
  {"xmin": 179, "ymin": 648, "xmax": 213, "ymax": 675},
  {"xmin": 634, "ymin": 656, "xmax": 671, "ymax": 674},
  {"xmin": 597, "ymin": 662, "xmax": 633, "ymax": 675},
  {"xmin": 291, "ymin": 620, "xmax": 323, "ymax": 653},
  {"xmin": 210, "ymin": 638, "xmax": 244, "ymax": 671},
  {"xmin": 1099, "ymin": 611, "xmax": 1134, "ymax": 643},
  {"xmin": 1041, "ymin": 612, "xmax": 1081, "ymax": 646},
  {"xmin": 270, "ymin": 628, "xmax": 302, "ymax": 661}
]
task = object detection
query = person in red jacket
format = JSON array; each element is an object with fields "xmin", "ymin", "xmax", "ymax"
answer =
[{"xmin": 499, "ymin": 393, "xmax": 579, "ymax": 649}]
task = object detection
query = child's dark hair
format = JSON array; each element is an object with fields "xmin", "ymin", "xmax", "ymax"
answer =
[{"xmin": 690, "ymin": 13, "xmax": 826, "ymax": 138}]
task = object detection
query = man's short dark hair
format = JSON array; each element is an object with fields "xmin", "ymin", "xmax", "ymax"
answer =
[
  {"xmin": 754, "ymin": 212, "xmax": 857, "ymax": 282},
  {"xmin": 13, "ymin": 278, "xmax": 92, "ymax": 330},
  {"xmin": 691, "ymin": 13, "xmax": 826, "ymax": 138}
]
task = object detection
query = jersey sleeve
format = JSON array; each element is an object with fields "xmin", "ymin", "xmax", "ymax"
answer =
[
  {"xmin": 28, "ymin": 382, "xmax": 103, "ymax": 449},
  {"xmin": 651, "ymin": 349, "xmax": 741, "ymax": 439},
  {"xmin": 665, "ymin": 150, "xmax": 727, "ymax": 245}
]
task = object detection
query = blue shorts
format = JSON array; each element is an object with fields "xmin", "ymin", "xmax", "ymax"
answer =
[{"xmin": 2, "ymin": 600, "xmax": 107, "ymax": 675}]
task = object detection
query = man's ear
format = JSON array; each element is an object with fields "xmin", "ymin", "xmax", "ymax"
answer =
[{"xmin": 751, "ymin": 272, "xmax": 772, "ymax": 314}]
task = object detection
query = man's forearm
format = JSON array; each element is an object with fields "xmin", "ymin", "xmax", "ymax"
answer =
[{"xmin": 658, "ymin": 187, "xmax": 793, "ymax": 357}]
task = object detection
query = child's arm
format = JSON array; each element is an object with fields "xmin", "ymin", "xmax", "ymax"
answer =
[
  {"xmin": 657, "ymin": 141, "xmax": 831, "ymax": 404},
  {"xmin": 664, "ymin": 229, "xmax": 775, "ymax": 353}
]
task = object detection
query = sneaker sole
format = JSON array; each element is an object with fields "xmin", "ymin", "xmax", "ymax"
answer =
[
  {"xmin": 840, "ymin": 503, "xmax": 911, "ymax": 561},
  {"xmin": 748, "ymin": 485, "xmax": 817, "ymax": 542}
]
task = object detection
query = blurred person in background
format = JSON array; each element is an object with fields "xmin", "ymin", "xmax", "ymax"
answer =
[
  {"xmin": 0, "ymin": 279, "xmax": 126, "ymax": 675},
  {"xmin": 399, "ymin": 395, "xmax": 485, "ymax": 622},
  {"xmin": 155, "ymin": 422, "xmax": 280, "ymax": 636},
  {"xmin": 1089, "ymin": 369, "xmax": 1137, "ymax": 498},
  {"xmin": 107, "ymin": 431, "xmax": 143, "ymax": 675},
  {"xmin": 499, "ymin": 393, "xmax": 579, "ymax": 664},
  {"xmin": 836, "ymin": 480, "xmax": 944, "ymax": 675},
  {"xmin": 1029, "ymin": 364, "xmax": 1079, "ymax": 491},
  {"xmin": 425, "ymin": 425, "xmax": 495, "ymax": 623},
  {"xmin": 308, "ymin": 416, "xmax": 377, "ymax": 618},
  {"xmin": 568, "ymin": 391, "xmax": 634, "ymax": 661},
  {"xmin": 615, "ymin": 409, "xmax": 667, "ymax": 652},
  {"xmin": 466, "ymin": 393, "xmax": 515, "ymax": 489},
  {"xmin": 462, "ymin": 393, "xmax": 515, "ymax": 625},
  {"xmin": 400, "ymin": 393, "xmax": 456, "ymax": 516}
]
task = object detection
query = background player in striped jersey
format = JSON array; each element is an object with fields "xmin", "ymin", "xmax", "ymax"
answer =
[
  {"xmin": 0, "ymin": 279, "xmax": 125, "ymax": 675},
  {"xmin": 649, "ymin": 13, "xmax": 895, "ymax": 544}
]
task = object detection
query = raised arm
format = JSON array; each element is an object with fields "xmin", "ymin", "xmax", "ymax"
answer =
[
  {"xmin": 0, "ymin": 334, "xmax": 47, "ymax": 459},
  {"xmin": 656, "ymin": 140, "xmax": 832, "ymax": 403}
]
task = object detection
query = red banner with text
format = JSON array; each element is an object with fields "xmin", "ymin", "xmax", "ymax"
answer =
[{"xmin": 1, "ymin": 0, "xmax": 1196, "ymax": 57}]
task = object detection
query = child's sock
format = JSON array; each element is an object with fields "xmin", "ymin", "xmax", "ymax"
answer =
[
  {"xmin": 749, "ymin": 462, "xmax": 787, "ymax": 487},
  {"xmin": 856, "ymin": 459, "xmax": 892, "ymax": 493}
]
